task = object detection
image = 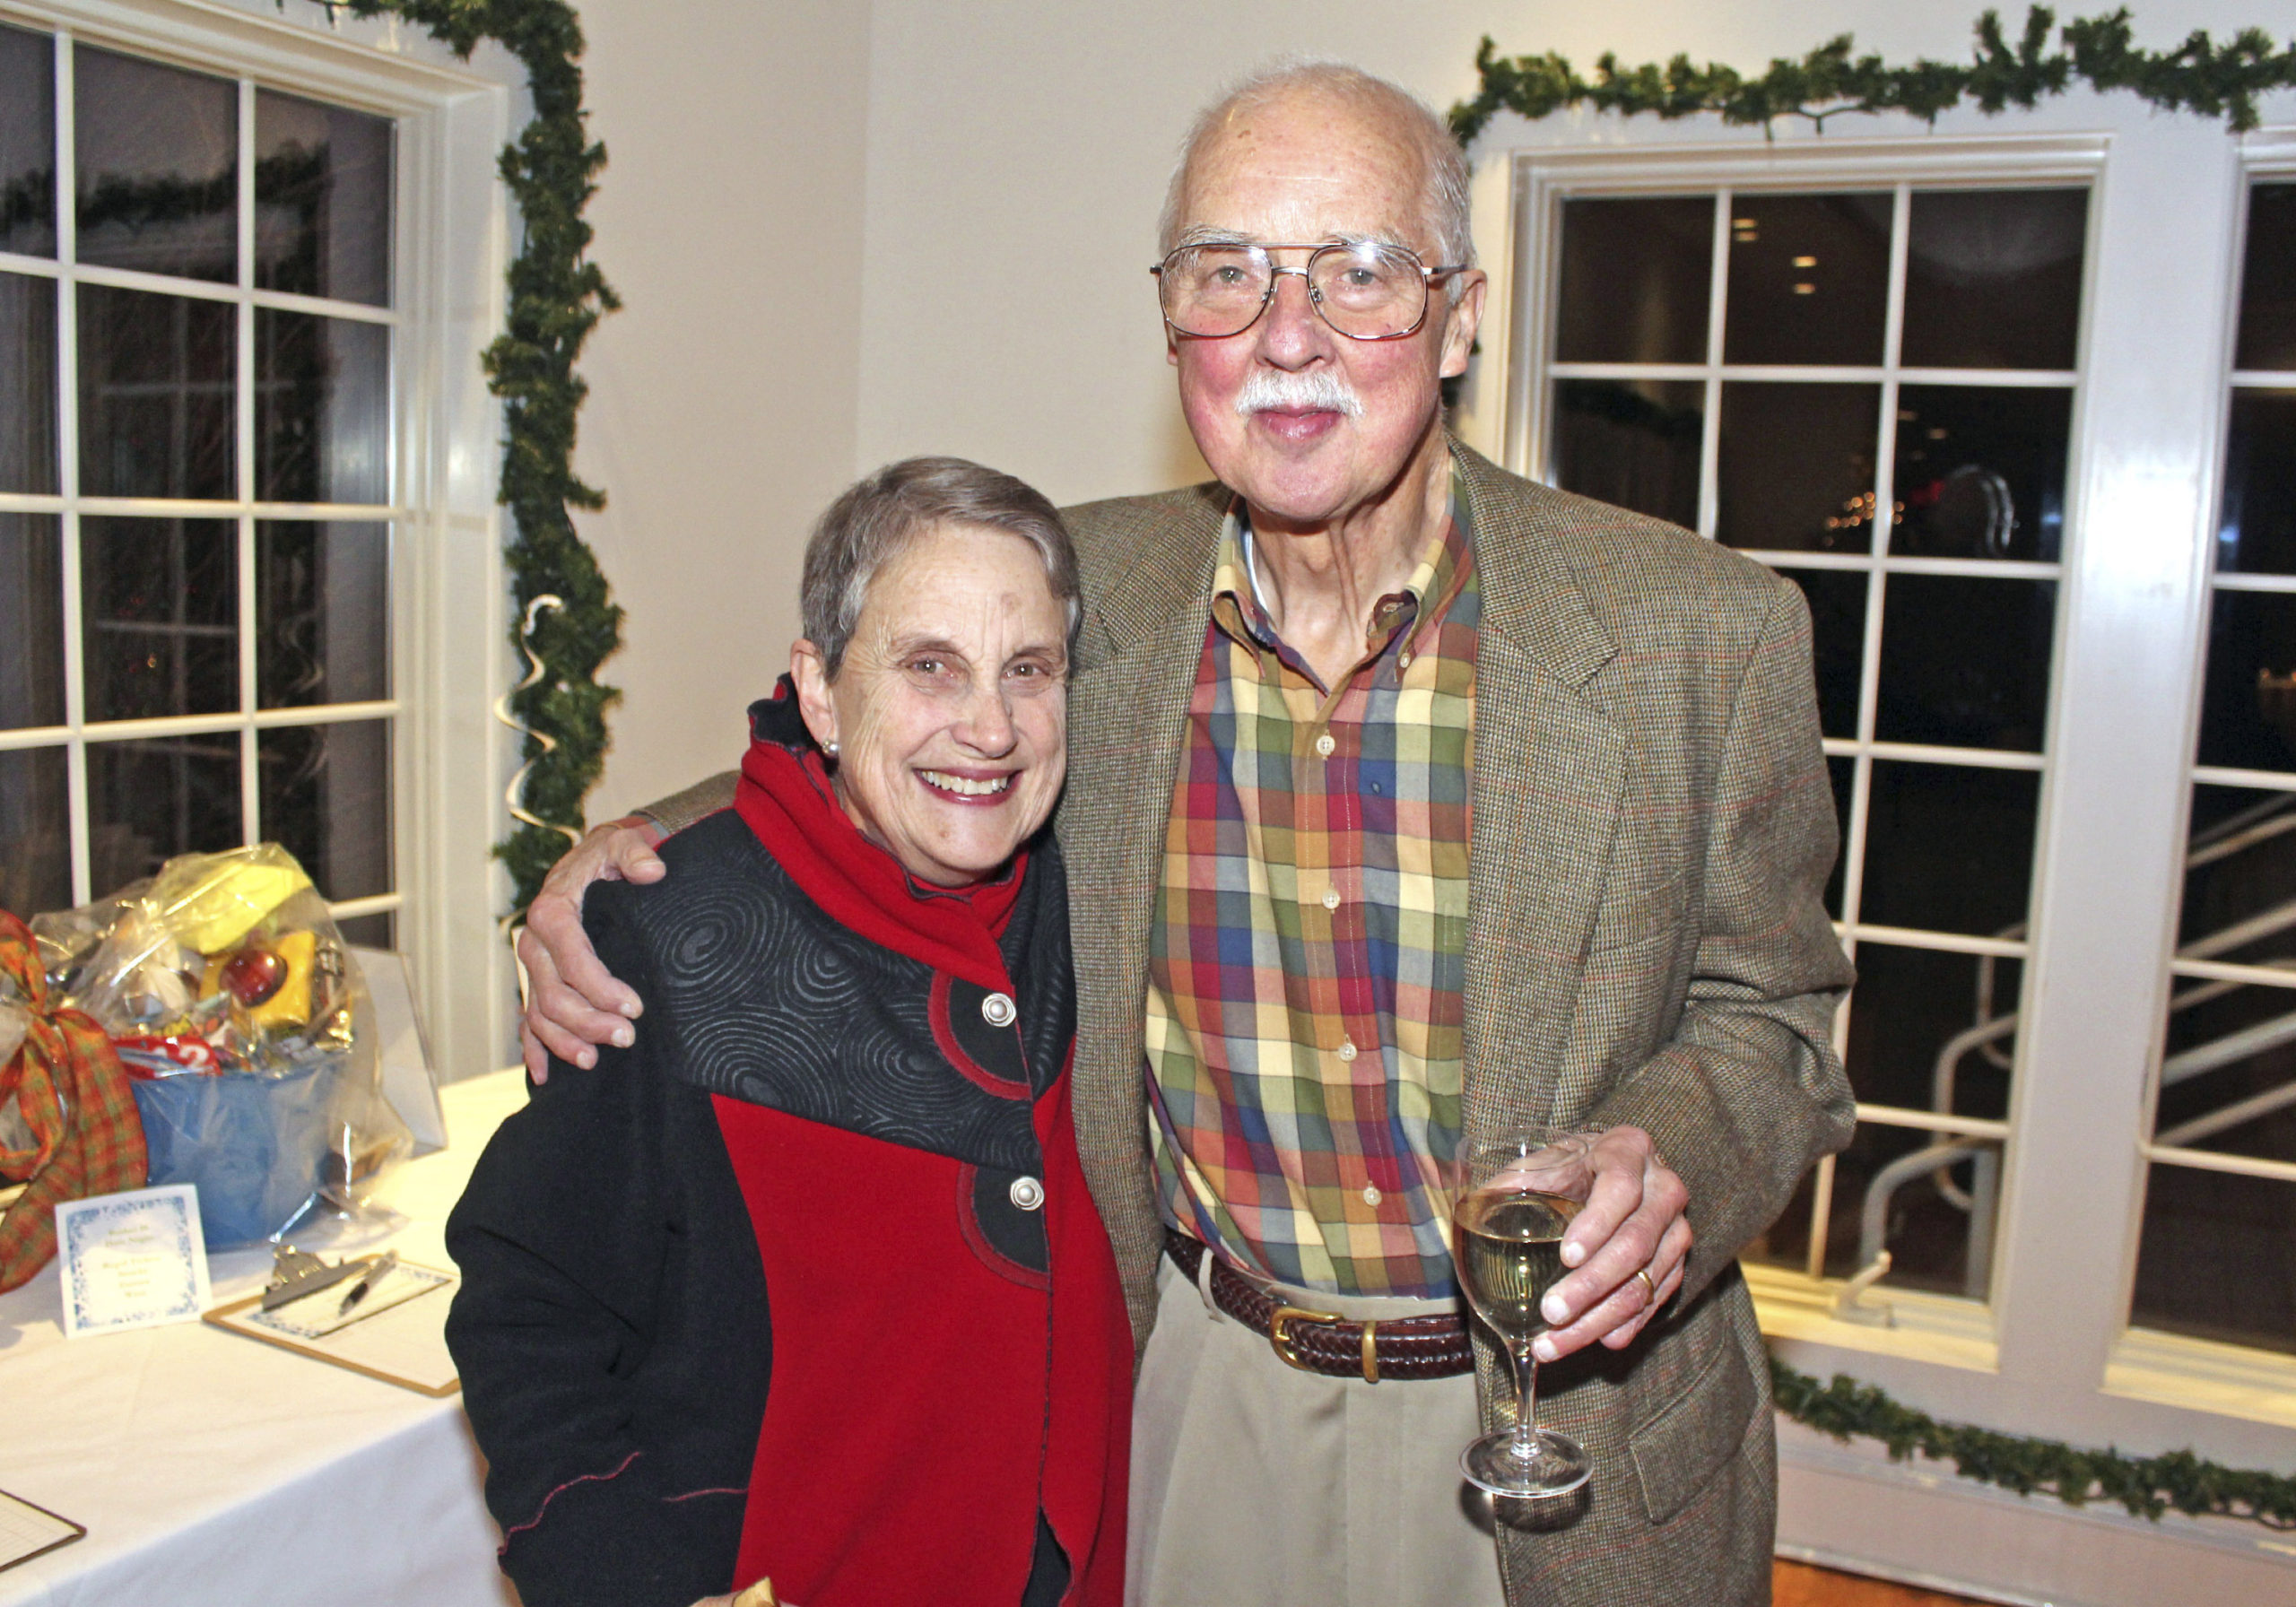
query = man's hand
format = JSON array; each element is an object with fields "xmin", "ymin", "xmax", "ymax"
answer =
[
  {"xmin": 517, "ymin": 820, "xmax": 665, "ymax": 1081},
  {"xmin": 1531, "ymin": 1125, "xmax": 1690, "ymax": 1362}
]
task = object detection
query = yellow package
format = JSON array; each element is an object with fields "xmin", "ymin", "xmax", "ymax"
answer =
[{"xmin": 152, "ymin": 847, "xmax": 313, "ymax": 955}]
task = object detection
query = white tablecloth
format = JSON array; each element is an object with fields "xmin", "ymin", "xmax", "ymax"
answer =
[{"xmin": 0, "ymin": 1069, "xmax": 531, "ymax": 1607}]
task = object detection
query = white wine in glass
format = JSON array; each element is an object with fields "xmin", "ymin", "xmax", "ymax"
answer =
[{"xmin": 1449, "ymin": 1128, "xmax": 1595, "ymax": 1498}]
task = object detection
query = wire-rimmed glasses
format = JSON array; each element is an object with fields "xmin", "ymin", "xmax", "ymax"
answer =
[{"xmin": 1152, "ymin": 240, "xmax": 1467, "ymax": 341}]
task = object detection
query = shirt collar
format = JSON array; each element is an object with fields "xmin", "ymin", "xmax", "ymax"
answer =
[{"xmin": 1211, "ymin": 468, "xmax": 1474, "ymax": 656}]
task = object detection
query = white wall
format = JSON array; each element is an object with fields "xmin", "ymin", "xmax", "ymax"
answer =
[{"xmin": 573, "ymin": 0, "xmax": 870, "ymax": 820}]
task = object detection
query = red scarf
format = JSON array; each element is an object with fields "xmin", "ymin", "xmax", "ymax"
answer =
[{"xmin": 732, "ymin": 719, "xmax": 1022, "ymax": 994}]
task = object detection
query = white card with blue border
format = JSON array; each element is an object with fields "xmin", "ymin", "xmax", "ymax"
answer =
[{"xmin": 55, "ymin": 1185, "xmax": 212, "ymax": 1338}]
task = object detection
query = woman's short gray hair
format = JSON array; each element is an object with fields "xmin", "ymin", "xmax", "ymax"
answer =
[{"xmin": 801, "ymin": 456, "xmax": 1081, "ymax": 676}]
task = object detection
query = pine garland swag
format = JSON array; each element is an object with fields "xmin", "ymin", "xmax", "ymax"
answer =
[
  {"xmin": 1449, "ymin": 6, "xmax": 2296, "ymax": 143},
  {"xmin": 1771, "ymin": 1359, "xmax": 2296, "ymax": 1532},
  {"xmin": 326, "ymin": 0, "xmax": 624, "ymax": 913}
]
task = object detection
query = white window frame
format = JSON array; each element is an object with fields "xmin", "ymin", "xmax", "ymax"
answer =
[
  {"xmin": 1454, "ymin": 100, "xmax": 2296, "ymax": 1596},
  {"xmin": 2, "ymin": 0, "xmax": 526, "ymax": 1081}
]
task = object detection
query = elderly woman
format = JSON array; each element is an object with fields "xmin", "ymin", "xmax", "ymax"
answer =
[{"xmin": 446, "ymin": 458, "xmax": 1132, "ymax": 1607}]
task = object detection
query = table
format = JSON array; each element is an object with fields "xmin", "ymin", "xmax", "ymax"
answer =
[{"xmin": 0, "ymin": 1069, "xmax": 530, "ymax": 1607}]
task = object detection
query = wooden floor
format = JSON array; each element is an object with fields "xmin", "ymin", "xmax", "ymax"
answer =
[{"xmin": 1775, "ymin": 1559, "xmax": 1991, "ymax": 1607}]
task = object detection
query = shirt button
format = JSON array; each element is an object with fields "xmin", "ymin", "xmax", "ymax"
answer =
[
  {"xmin": 1397, "ymin": 650, "xmax": 1414, "ymax": 669},
  {"xmin": 1009, "ymin": 1176, "xmax": 1044, "ymax": 1211},
  {"xmin": 981, "ymin": 992, "xmax": 1016, "ymax": 1028},
  {"xmin": 1314, "ymin": 732, "xmax": 1335, "ymax": 759},
  {"xmin": 1362, "ymin": 1184, "xmax": 1382, "ymax": 1206},
  {"xmin": 1336, "ymin": 1038, "xmax": 1358, "ymax": 1062},
  {"xmin": 1321, "ymin": 887, "xmax": 1341, "ymax": 911}
]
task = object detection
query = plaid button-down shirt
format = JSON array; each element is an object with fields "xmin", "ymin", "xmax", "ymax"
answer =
[{"xmin": 1144, "ymin": 476, "xmax": 1479, "ymax": 1299}]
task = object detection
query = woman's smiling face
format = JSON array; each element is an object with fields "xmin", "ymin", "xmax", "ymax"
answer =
[{"xmin": 791, "ymin": 522, "xmax": 1070, "ymax": 887}]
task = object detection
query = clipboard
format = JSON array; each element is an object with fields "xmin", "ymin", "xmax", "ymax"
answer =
[
  {"xmin": 204, "ymin": 1260, "xmax": 462, "ymax": 1397},
  {"xmin": 0, "ymin": 1487, "xmax": 86, "ymax": 1575}
]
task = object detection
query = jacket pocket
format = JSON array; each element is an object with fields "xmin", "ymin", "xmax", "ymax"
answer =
[{"xmin": 1625, "ymin": 1325, "xmax": 1760, "ymax": 1524}]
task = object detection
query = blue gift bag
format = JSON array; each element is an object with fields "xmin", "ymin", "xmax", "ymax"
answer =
[{"xmin": 130, "ymin": 1054, "xmax": 344, "ymax": 1248}]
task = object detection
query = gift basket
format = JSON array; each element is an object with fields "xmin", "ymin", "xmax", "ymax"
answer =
[{"xmin": 29, "ymin": 845, "xmax": 412, "ymax": 1248}]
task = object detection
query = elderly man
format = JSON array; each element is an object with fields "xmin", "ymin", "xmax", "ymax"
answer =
[{"xmin": 521, "ymin": 62, "xmax": 1853, "ymax": 1607}]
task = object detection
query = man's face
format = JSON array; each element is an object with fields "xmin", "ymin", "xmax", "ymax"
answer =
[{"xmin": 1168, "ymin": 91, "xmax": 1485, "ymax": 528}]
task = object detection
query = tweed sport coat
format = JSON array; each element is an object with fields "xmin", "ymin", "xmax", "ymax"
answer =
[
  {"xmin": 1054, "ymin": 440, "xmax": 1856, "ymax": 1605},
  {"xmin": 639, "ymin": 440, "xmax": 1855, "ymax": 1603}
]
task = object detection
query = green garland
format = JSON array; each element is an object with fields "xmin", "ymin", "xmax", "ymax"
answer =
[
  {"xmin": 316, "ymin": 0, "xmax": 623, "ymax": 913},
  {"xmin": 1771, "ymin": 1359, "xmax": 2296, "ymax": 1531},
  {"xmin": 1449, "ymin": 6, "xmax": 2296, "ymax": 143}
]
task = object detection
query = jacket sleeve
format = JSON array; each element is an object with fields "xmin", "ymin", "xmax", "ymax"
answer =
[
  {"xmin": 636, "ymin": 771, "xmax": 740, "ymax": 838},
  {"xmin": 1587, "ymin": 574, "xmax": 1857, "ymax": 1305},
  {"xmin": 445, "ymin": 890, "xmax": 734, "ymax": 1607}
]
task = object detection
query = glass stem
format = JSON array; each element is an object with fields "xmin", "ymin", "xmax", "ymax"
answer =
[{"xmin": 1510, "ymin": 1343, "xmax": 1542, "ymax": 1458}]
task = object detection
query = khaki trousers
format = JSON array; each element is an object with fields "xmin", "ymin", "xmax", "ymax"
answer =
[{"xmin": 1127, "ymin": 1257, "xmax": 1509, "ymax": 1607}]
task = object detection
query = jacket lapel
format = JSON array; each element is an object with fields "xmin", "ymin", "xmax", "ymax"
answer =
[
  {"xmin": 1454, "ymin": 444, "xmax": 1631, "ymax": 1135},
  {"xmin": 1058, "ymin": 484, "xmax": 1227, "ymax": 1335}
]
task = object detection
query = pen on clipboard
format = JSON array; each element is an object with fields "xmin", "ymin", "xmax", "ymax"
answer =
[{"xmin": 338, "ymin": 1250, "xmax": 398, "ymax": 1316}]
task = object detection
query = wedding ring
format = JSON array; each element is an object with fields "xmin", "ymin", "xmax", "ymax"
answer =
[{"xmin": 1635, "ymin": 1267, "xmax": 1657, "ymax": 1304}]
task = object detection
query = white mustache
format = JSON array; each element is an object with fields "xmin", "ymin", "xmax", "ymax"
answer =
[{"xmin": 1233, "ymin": 369, "xmax": 1364, "ymax": 419}]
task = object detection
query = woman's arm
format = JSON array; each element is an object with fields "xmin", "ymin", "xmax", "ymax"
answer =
[{"xmin": 448, "ymin": 891, "xmax": 741, "ymax": 1607}]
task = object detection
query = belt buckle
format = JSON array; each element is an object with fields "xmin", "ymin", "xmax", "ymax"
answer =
[{"xmin": 1267, "ymin": 1304, "xmax": 1346, "ymax": 1373}]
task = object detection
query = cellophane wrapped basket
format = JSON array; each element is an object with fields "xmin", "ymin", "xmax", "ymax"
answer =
[{"xmin": 30, "ymin": 845, "xmax": 411, "ymax": 1247}]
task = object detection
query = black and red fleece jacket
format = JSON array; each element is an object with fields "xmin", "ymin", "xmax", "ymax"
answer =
[{"xmin": 446, "ymin": 691, "xmax": 1131, "ymax": 1607}]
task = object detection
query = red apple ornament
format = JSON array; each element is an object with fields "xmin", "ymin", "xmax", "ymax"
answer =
[{"xmin": 220, "ymin": 944, "xmax": 290, "ymax": 1008}]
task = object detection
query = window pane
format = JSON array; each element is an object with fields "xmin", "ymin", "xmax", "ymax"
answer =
[
  {"xmin": 256, "ymin": 90, "xmax": 391, "ymax": 307},
  {"xmin": 1875, "ymin": 575, "xmax": 2056, "ymax": 751},
  {"xmin": 2234, "ymin": 183, "xmax": 2296, "ymax": 373},
  {"xmin": 0, "ymin": 272, "xmax": 57, "ymax": 493},
  {"xmin": 2197, "ymin": 590, "xmax": 2296, "ymax": 775},
  {"xmin": 1721, "ymin": 193, "xmax": 1891, "ymax": 368},
  {"xmin": 336, "ymin": 910, "xmax": 394, "ymax": 949},
  {"xmin": 2156, "ymin": 994, "xmax": 2296, "ymax": 1160},
  {"xmin": 1824, "ymin": 755, "xmax": 1853, "ymax": 919},
  {"xmin": 257, "ymin": 521, "xmax": 388, "ymax": 708},
  {"xmin": 1548, "ymin": 378, "xmax": 1700, "ymax": 528},
  {"xmin": 1900, "ymin": 188, "xmax": 2087, "ymax": 371},
  {"xmin": 74, "ymin": 46, "xmax": 235, "ymax": 283},
  {"xmin": 258, "ymin": 717, "xmax": 389, "ymax": 901},
  {"xmin": 2218, "ymin": 390, "xmax": 2296, "ymax": 577},
  {"xmin": 77, "ymin": 284, "xmax": 234, "ymax": 499},
  {"xmin": 2178, "ymin": 786, "xmax": 2296, "ymax": 966},
  {"xmin": 0, "ymin": 25, "xmax": 55, "ymax": 258},
  {"xmin": 256, "ymin": 309, "xmax": 387, "ymax": 504},
  {"xmin": 1812, "ymin": 1118, "xmax": 2005, "ymax": 1295},
  {"xmin": 0, "ymin": 513, "xmax": 63, "ymax": 729},
  {"xmin": 2133, "ymin": 1166, "xmax": 2296, "ymax": 1355},
  {"xmin": 1716, "ymin": 381, "xmax": 1879, "ymax": 551},
  {"xmin": 1860, "ymin": 760, "xmax": 2039, "ymax": 937},
  {"xmin": 0, "ymin": 745, "xmax": 68, "ymax": 918},
  {"xmin": 1891, "ymin": 385, "xmax": 2071, "ymax": 562},
  {"xmin": 1845, "ymin": 942, "xmax": 2021, "ymax": 1118},
  {"xmin": 85, "ymin": 733, "xmax": 241, "ymax": 898},
  {"xmin": 80, "ymin": 516, "xmax": 238, "ymax": 723},
  {"xmin": 1554, "ymin": 195, "xmax": 1710, "ymax": 365},
  {"xmin": 1777, "ymin": 567, "xmax": 1866, "ymax": 740}
]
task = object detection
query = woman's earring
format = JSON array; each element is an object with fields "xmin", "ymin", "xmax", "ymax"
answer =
[{"xmin": 824, "ymin": 740, "xmax": 839, "ymax": 757}]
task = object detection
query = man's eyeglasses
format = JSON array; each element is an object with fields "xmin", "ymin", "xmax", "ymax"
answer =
[{"xmin": 1152, "ymin": 241, "xmax": 1467, "ymax": 342}]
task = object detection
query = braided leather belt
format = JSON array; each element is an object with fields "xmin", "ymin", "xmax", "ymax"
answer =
[{"xmin": 1164, "ymin": 1228, "xmax": 1474, "ymax": 1383}]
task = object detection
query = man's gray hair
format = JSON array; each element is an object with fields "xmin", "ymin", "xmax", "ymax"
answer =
[
  {"xmin": 801, "ymin": 456, "xmax": 1081, "ymax": 676},
  {"xmin": 1157, "ymin": 60, "xmax": 1474, "ymax": 282}
]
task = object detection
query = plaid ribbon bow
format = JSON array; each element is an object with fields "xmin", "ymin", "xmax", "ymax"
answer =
[{"xmin": 0, "ymin": 910, "xmax": 149, "ymax": 1292}]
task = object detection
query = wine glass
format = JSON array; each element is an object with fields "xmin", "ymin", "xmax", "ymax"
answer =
[{"xmin": 1448, "ymin": 1126, "xmax": 1596, "ymax": 1498}]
